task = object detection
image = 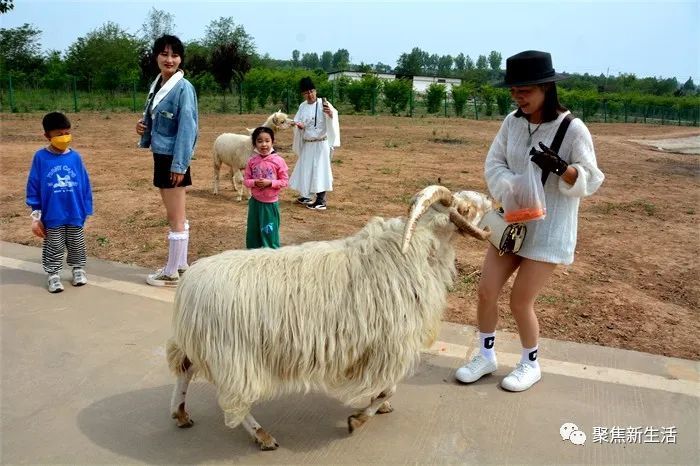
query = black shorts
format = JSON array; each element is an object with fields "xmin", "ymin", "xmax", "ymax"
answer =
[{"xmin": 153, "ymin": 154, "xmax": 192, "ymax": 188}]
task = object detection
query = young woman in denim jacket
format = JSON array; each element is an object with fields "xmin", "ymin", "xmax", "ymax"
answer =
[{"xmin": 136, "ymin": 35, "xmax": 198, "ymax": 287}]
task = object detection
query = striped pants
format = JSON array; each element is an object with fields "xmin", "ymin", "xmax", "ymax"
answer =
[{"xmin": 42, "ymin": 225, "xmax": 87, "ymax": 274}]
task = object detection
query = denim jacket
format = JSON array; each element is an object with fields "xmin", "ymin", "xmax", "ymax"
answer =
[{"xmin": 139, "ymin": 77, "xmax": 199, "ymax": 174}]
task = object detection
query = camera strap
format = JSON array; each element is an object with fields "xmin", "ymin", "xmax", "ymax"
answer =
[{"xmin": 541, "ymin": 113, "xmax": 575, "ymax": 185}]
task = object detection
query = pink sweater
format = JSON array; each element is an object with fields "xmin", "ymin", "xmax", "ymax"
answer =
[{"xmin": 243, "ymin": 152, "xmax": 289, "ymax": 203}]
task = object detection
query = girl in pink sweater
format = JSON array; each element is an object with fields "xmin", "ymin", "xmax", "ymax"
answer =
[{"xmin": 243, "ymin": 127, "xmax": 289, "ymax": 249}]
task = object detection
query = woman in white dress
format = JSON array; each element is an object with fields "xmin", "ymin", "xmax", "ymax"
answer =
[{"xmin": 289, "ymin": 77, "xmax": 340, "ymax": 211}]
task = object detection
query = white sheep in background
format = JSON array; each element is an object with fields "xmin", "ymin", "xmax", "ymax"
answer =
[
  {"xmin": 212, "ymin": 111, "xmax": 294, "ymax": 199},
  {"xmin": 166, "ymin": 185, "xmax": 492, "ymax": 450}
]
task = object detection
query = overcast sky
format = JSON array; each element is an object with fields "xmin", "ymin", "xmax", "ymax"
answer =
[{"xmin": 3, "ymin": 0, "xmax": 698, "ymax": 82}]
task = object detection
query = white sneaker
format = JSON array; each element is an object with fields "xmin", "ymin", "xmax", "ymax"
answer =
[
  {"xmin": 72, "ymin": 268, "xmax": 88, "ymax": 286},
  {"xmin": 501, "ymin": 363, "xmax": 541, "ymax": 392},
  {"xmin": 47, "ymin": 274, "xmax": 64, "ymax": 293},
  {"xmin": 146, "ymin": 268, "xmax": 179, "ymax": 287},
  {"xmin": 455, "ymin": 354, "xmax": 498, "ymax": 383}
]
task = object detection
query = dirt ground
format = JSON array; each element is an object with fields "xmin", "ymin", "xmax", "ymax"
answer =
[{"xmin": 1, "ymin": 112, "xmax": 698, "ymax": 360}]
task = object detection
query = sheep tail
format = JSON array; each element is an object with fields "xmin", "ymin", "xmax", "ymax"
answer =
[{"xmin": 166, "ymin": 338, "xmax": 194, "ymax": 376}]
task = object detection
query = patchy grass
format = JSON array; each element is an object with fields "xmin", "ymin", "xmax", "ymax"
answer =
[
  {"xmin": 379, "ymin": 167, "xmax": 400, "ymax": 176},
  {"xmin": 592, "ymin": 199, "xmax": 659, "ymax": 217}
]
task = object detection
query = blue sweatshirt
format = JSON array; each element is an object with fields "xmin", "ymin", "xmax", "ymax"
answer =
[{"xmin": 26, "ymin": 148, "xmax": 93, "ymax": 228}]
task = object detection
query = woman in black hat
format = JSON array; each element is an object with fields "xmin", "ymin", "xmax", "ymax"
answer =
[
  {"xmin": 456, "ymin": 51, "xmax": 604, "ymax": 391},
  {"xmin": 289, "ymin": 76, "xmax": 341, "ymax": 210}
]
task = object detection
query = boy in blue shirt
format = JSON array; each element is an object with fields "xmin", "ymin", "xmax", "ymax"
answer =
[{"xmin": 26, "ymin": 112, "xmax": 93, "ymax": 293}]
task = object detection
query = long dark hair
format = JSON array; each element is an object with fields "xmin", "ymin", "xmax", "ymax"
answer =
[
  {"xmin": 152, "ymin": 35, "xmax": 185, "ymax": 68},
  {"xmin": 514, "ymin": 83, "xmax": 568, "ymax": 122},
  {"xmin": 251, "ymin": 126, "xmax": 275, "ymax": 146}
]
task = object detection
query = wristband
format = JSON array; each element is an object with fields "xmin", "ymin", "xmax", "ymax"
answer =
[{"xmin": 30, "ymin": 210, "xmax": 42, "ymax": 221}]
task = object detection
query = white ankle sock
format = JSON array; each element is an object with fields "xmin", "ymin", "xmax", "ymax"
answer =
[
  {"xmin": 164, "ymin": 231, "xmax": 187, "ymax": 276},
  {"xmin": 479, "ymin": 331, "xmax": 496, "ymax": 361},
  {"xmin": 521, "ymin": 345, "xmax": 540, "ymax": 368}
]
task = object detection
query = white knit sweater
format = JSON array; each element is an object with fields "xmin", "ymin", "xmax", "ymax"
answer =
[{"xmin": 484, "ymin": 110, "xmax": 605, "ymax": 265}]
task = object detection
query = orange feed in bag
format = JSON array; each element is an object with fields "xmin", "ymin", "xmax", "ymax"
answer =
[{"xmin": 504, "ymin": 207, "xmax": 546, "ymax": 223}]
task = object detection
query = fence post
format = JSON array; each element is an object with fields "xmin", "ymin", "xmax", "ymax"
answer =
[
  {"xmin": 409, "ymin": 90, "xmax": 414, "ymax": 117},
  {"xmin": 132, "ymin": 81, "xmax": 137, "ymax": 112},
  {"xmin": 624, "ymin": 102, "xmax": 628, "ymax": 123},
  {"xmin": 285, "ymin": 88, "xmax": 290, "ymax": 113},
  {"xmin": 8, "ymin": 75, "xmax": 16, "ymax": 112},
  {"xmin": 678, "ymin": 106, "xmax": 681, "ymax": 126},
  {"xmin": 444, "ymin": 91, "xmax": 448, "ymax": 117},
  {"xmin": 473, "ymin": 96, "xmax": 479, "ymax": 120},
  {"xmin": 603, "ymin": 100, "xmax": 607, "ymax": 123},
  {"xmin": 371, "ymin": 87, "xmax": 376, "ymax": 115},
  {"xmin": 72, "ymin": 76, "xmax": 78, "ymax": 112},
  {"xmin": 661, "ymin": 106, "xmax": 665, "ymax": 125}
]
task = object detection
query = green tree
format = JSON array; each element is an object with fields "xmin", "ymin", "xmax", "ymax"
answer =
[
  {"xmin": 203, "ymin": 17, "xmax": 255, "ymax": 55},
  {"xmin": 291, "ymin": 49, "xmax": 300, "ymax": 67},
  {"xmin": 211, "ymin": 41, "xmax": 251, "ymax": 94},
  {"xmin": 346, "ymin": 74, "xmax": 381, "ymax": 112},
  {"xmin": 320, "ymin": 51, "xmax": 333, "ymax": 71},
  {"xmin": 374, "ymin": 62, "xmax": 392, "ymax": 73},
  {"xmin": 437, "ymin": 55, "xmax": 453, "ymax": 75},
  {"xmin": 139, "ymin": 7, "xmax": 175, "ymax": 44},
  {"xmin": 451, "ymin": 82, "xmax": 472, "ymax": 116},
  {"xmin": 395, "ymin": 47, "xmax": 425, "ymax": 76},
  {"xmin": 0, "ymin": 0, "xmax": 14, "ymax": 14},
  {"xmin": 332, "ymin": 48, "xmax": 350, "ymax": 70},
  {"xmin": 476, "ymin": 54, "xmax": 488, "ymax": 70},
  {"xmin": 682, "ymin": 77, "xmax": 696, "ymax": 95},
  {"xmin": 488, "ymin": 51, "xmax": 502, "ymax": 71},
  {"xmin": 41, "ymin": 50, "xmax": 68, "ymax": 90},
  {"xmin": 425, "ymin": 82, "xmax": 446, "ymax": 113},
  {"xmin": 0, "ymin": 23, "xmax": 44, "ymax": 76},
  {"xmin": 301, "ymin": 52, "xmax": 319, "ymax": 69},
  {"xmin": 382, "ymin": 78, "xmax": 412, "ymax": 115},
  {"xmin": 454, "ymin": 53, "xmax": 466, "ymax": 72},
  {"xmin": 465, "ymin": 55, "xmax": 474, "ymax": 71},
  {"xmin": 495, "ymin": 88, "xmax": 512, "ymax": 115},
  {"xmin": 65, "ymin": 22, "xmax": 140, "ymax": 91}
]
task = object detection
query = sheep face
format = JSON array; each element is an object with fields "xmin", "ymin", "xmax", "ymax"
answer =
[
  {"xmin": 271, "ymin": 111, "xmax": 294, "ymax": 129},
  {"xmin": 401, "ymin": 186, "xmax": 491, "ymax": 253}
]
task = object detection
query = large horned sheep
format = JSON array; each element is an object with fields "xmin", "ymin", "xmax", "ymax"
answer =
[
  {"xmin": 212, "ymin": 111, "xmax": 294, "ymax": 199},
  {"xmin": 166, "ymin": 185, "xmax": 492, "ymax": 450}
]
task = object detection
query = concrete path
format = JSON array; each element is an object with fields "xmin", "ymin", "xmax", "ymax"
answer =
[{"xmin": 1, "ymin": 241, "xmax": 698, "ymax": 465}]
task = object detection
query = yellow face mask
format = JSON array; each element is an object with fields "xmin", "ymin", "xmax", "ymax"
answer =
[{"xmin": 50, "ymin": 134, "xmax": 72, "ymax": 152}]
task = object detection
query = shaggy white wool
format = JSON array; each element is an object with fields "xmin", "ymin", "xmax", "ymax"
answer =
[{"xmin": 168, "ymin": 212, "xmax": 458, "ymax": 427}]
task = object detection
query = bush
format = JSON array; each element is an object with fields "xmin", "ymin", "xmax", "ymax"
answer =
[
  {"xmin": 382, "ymin": 78, "xmax": 412, "ymax": 115},
  {"xmin": 425, "ymin": 83, "xmax": 446, "ymax": 113},
  {"xmin": 451, "ymin": 83, "xmax": 471, "ymax": 117}
]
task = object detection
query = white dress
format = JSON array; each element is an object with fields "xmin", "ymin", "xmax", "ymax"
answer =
[
  {"xmin": 484, "ymin": 110, "xmax": 605, "ymax": 265},
  {"xmin": 289, "ymin": 99, "xmax": 340, "ymax": 198}
]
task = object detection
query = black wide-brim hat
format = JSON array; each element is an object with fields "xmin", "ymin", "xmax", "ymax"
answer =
[
  {"xmin": 497, "ymin": 50, "xmax": 567, "ymax": 87},
  {"xmin": 299, "ymin": 76, "xmax": 315, "ymax": 92}
]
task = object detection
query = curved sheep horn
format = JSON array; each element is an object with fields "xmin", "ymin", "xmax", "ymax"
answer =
[
  {"xmin": 449, "ymin": 207, "xmax": 491, "ymax": 240},
  {"xmin": 401, "ymin": 185, "xmax": 453, "ymax": 254}
]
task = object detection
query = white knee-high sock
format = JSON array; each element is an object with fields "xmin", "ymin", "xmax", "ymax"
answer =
[
  {"xmin": 521, "ymin": 345, "xmax": 540, "ymax": 369},
  {"xmin": 178, "ymin": 221, "xmax": 189, "ymax": 269},
  {"xmin": 164, "ymin": 230, "xmax": 188, "ymax": 276},
  {"xmin": 479, "ymin": 331, "xmax": 497, "ymax": 362}
]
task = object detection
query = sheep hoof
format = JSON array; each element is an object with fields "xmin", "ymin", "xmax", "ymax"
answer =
[
  {"xmin": 347, "ymin": 412, "xmax": 368, "ymax": 434},
  {"xmin": 255, "ymin": 429, "xmax": 279, "ymax": 450},
  {"xmin": 171, "ymin": 404, "xmax": 194, "ymax": 428},
  {"xmin": 377, "ymin": 401, "xmax": 394, "ymax": 414}
]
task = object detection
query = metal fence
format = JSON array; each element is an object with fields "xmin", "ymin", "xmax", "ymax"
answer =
[{"xmin": 2, "ymin": 76, "xmax": 698, "ymax": 126}]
